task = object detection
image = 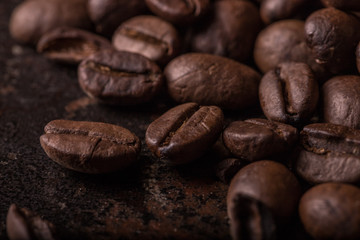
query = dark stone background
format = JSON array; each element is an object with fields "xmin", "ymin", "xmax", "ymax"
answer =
[{"xmin": 0, "ymin": 1, "xmax": 235, "ymax": 239}]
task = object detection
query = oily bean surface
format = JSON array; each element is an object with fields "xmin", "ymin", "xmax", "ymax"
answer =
[
  {"xmin": 78, "ymin": 49, "xmax": 163, "ymax": 105},
  {"xmin": 145, "ymin": 102, "xmax": 224, "ymax": 164},
  {"xmin": 165, "ymin": 53, "xmax": 261, "ymax": 110},
  {"xmin": 299, "ymin": 183, "xmax": 360, "ymax": 240},
  {"xmin": 40, "ymin": 120, "xmax": 141, "ymax": 174}
]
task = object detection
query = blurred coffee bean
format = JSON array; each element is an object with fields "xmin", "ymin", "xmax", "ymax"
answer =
[
  {"xmin": 9, "ymin": 0, "xmax": 92, "ymax": 45},
  {"xmin": 112, "ymin": 15, "xmax": 180, "ymax": 65},
  {"xmin": 296, "ymin": 123, "xmax": 360, "ymax": 184},
  {"xmin": 299, "ymin": 183, "xmax": 360, "ymax": 240},
  {"xmin": 321, "ymin": 0, "xmax": 360, "ymax": 11},
  {"xmin": 322, "ymin": 75, "xmax": 360, "ymax": 128},
  {"xmin": 165, "ymin": 53, "xmax": 261, "ymax": 110},
  {"xmin": 37, "ymin": 27, "xmax": 111, "ymax": 65},
  {"xmin": 259, "ymin": 62, "xmax": 318, "ymax": 125},
  {"xmin": 215, "ymin": 158, "xmax": 247, "ymax": 184},
  {"xmin": 305, "ymin": 7, "xmax": 360, "ymax": 74},
  {"xmin": 190, "ymin": 0, "xmax": 262, "ymax": 62}
]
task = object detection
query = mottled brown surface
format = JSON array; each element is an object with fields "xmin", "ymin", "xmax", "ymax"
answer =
[{"xmin": 0, "ymin": 1, "xmax": 231, "ymax": 239}]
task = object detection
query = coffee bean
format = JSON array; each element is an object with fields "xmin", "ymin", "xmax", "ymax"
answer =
[
  {"xmin": 9, "ymin": 0, "xmax": 92, "ymax": 45},
  {"xmin": 6, "ymin": 204, "xmax": 57, "ymax": 240},
  {"xmin": 223, "ymin": 119, "xmax": 298, "ymax": 161},
  {"xmin": 190, "ymin": 0, "xmax": 262, "ymax": 62},
  {"xmin": 259, "ymin": 62, "xmax": 319, "ymax": 125},
  {"xmin": 78, "ymin": 49, "xmax": 163, "ymax": 105},
  {"xmin": 145, "ymin": 102, "xmax": 224, "ymax": 164},
  {"xmin": 254, "ymin": 19, "xmax": 327, "ymax": 80},
  {"xmin": 112, "ymin": 15, "xmax": 180, "ymax": 65},
  {"xmin": 322, "ymin": 75, "xmax": 360, "ymax": 128},
  {"xmin": 87, "ymin": 0, "xmax": 147, "ymax": 36},
  {"xmin": 305, "ymin": 7, "xmax": 360, "ymax": 74},
  {"xmin": 37, "ymin": 27, "xmax": 111, "ymax": 65},
  {"xmin": 321, "ymin": 0, "xmax": 360, "ymax": 11},
  {"xmin": 299, "ymin": 183, "xmax": 360, "ymax": 240},
  {"xmin": 145, "ymin": 0, "xmax": 210, "ymax": 25},
  {"xmin": 227, "ymin": 160, "xmax": 302, "ymax": 240},
  {"xmin": 215, "ymin": 158, "xmax": 247, "ymax": 184},
  {"xmin": 356, "ymin": 42, "xmax": 360, "ymax": 74},
  {"xmin": 164, "ymin": 53, "xmax": 261, "ymax": 110},
  {"xmin": 296, "ymin": 123, "xmax": 360, "ymax": 184},
  {"xmin": 40, "ymin": 120, "xmax": 141, "ymax": 174}
]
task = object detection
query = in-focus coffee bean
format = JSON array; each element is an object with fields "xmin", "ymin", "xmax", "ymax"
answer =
[
  {"xmin": 112, "ymin": 15, "xmax": 180, "ymax": 65},
  {"xmin": 9, "ymin": 0, "xmax": 92, "ymax": 45},
  {"xmin": 37, "ymin": 27, "xmax": 111, "ymax": 65},
  {"xmin": 227, "ymin": 160, "xmax": 301, "ymax": 240},
  {"xmin": 296, "ymin": 123, "xmax": 360, "ymax": 184},
  {"xmin": 78, "ymin": 49, "xmax": 163, "ymax": 105},
  {"xmin": 322, "ymin": 75, "xmax": 360, "ymax": 128},
  {"xmin": 299, "ymin": 183, "xmax": 360, "ymax": 240},
  {"xmin": 165, "ymin": 53, "xmax": 261, "ymax": 110},
  {"xmin": 145, "ymin": 102, "xmax": 224, "ymax": 164},
  {"xmin": 40, "ymin": 120, "xmax": 141, "ymax": 174},
  {"xmin": 305, "ymin": 7, "xmax": 360, "ymax": 74},
  {"xmin": 190, "ymin": 0, "xmax": 262, "ymax": 62},
  {"xmin": 6, "ymin": 204, "xmax": 57, "ymax": 240},
  {"xmin": 145, "ymin": 0, "xmax": 210, "ymax": 25},
  {"xmin": 87, "ymin": 0, "xmax": 147, "ymax": 36},
  {"xmin": 215, "ymin": 158, "xmax": 247, "ymax": 184},
  {"xmin": 259, "ymin": 62, "xmax": 319, "ymax": 125},
  {"xmin": 223, "ymin": 119, "xmax": 298, "ymax": 161}
]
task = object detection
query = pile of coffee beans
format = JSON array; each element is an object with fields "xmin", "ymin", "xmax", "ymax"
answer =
[{"xmin": 6, "ymin": 0, "xmax": 360, "ymax": 239}]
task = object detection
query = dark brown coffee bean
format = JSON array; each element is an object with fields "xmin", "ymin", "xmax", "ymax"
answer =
[
  {"xmin": 112, "ymin": 15, "xmax": 180, "ymax": 65},
  {"xmin": 215, "ymin": 158, "xmax": 247, "ymax": 184},
  {"xmin": 37, "ymin": 27, "xmax": 111, "ymax": 65},
  {"xmin": 299, "ymin": 183, "xmax": 360, "ymax": 240},
  {"xmin": 9, "ymin": 0, "xmax": 92, "ymax": 45},
  {"xmin": 190, "ymin": 0, "xmax": 262, "ymax": 62},
  {"xmin": 321, "ymin": 0, "xmax": 360, "ymax": 11},
  {"xmin": 227, "ymin": 160, "xmax": 302, "ymax": 240},
  {"xmin": 296, "ymin": 123, "xmax": 360, "ymax": 184},
  {"xmin": 305, "ymin": 8, "xmax": 360, "ymax": 74},
  {"xmin": 356, "ymin": 42, "xmax": 360, "ymax": 74},
  {"xmin": 78, "ymin": 49, "xmax": 163, "ymax": 105},
  {"xmin": 40, "ymin": 120, "xmax": 141, "ymax": 174},
  {"xmin": 164, "ymin": 53, "xmax": 261, "ymax": 110},
  {"xmin": 145, "ymin": 102, "xmax": 224, "ymax": 164},
  {"xmin": 322, "ymin": 75, "xmax": 360, "ymax": 128},
  {"xmin": 145, "ymin": 0, "xmax": 210, "ymax": 25},
  {"xmin": 87, "ymin": 0, "xmax": 147, "ymax": 36},
  {"xmin": 254, "ymin": 20, "xmax": 328, "ymax": 79},
  {"xmin": 259, "ymin": 62, "xmax": 319, "ymax": 125},
  {"xmin": 223, "ymin": 119, "xmax": 298, "ymax": 161},
  {"xmin": 6, "ymin": 204, "xmax": 57, "ymax": 240}
]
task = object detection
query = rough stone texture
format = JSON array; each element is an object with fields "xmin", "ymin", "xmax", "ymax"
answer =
[{"xmin": 0, "ymin": 1, "xmax": 230, "ymax": 239}]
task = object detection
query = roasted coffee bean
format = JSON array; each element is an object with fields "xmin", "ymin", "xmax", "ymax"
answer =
[
  {"xmin": 321, "ymin": 0, "xmax": 360, "ymax": 11},
  {"xmin": 145, "ymin": 102, "xmax": 224, "ymax": 164},
  {"xmin": 299, "ymin": 183, "xmax": 360, "ymax": 240},
  {"xmin": 40, "ymin": 120, "xmax": 141, "ymax": 174},
  {"xmin": 322, "ymin": 75, "xmax": 360, "ymax": 128},
  {"xmin": 305, "ymin": 8, "xmax": 360, "ymax": 74},
  {"xmin": 190, "ymin": 0, "xmax": 262, "ymax": 62},
  {"xmin": 78, "ymin": 49, "xmax": 163, "ymax": 105},
  {"xmin": 254, "ymin": 20, "xmax": 327, "ymax": 79},
  {"xmin": 112, "ymin": 15, "xmax": 180, "ymax": 65},
  {"xmin": 296, "ymin": 123, "xmax": 360, "ymax": 184},
  {"xmin": 145, "ymin": 0, "xmax": 210, "ymax": 25},
  {"xmin": 9, "ymin": 0, "xmax": 92, "ymax": 45},
  {"xmin": 227, "ymin": 160, "xmax": 302, "ymax": 240},
  {"xmin": 87, "ymin": 0, "xmax": 147, "ymax": 36},
  {"xmin": 165, "ymin": 53, "xmax": 261, "ymax": 110},
  {"xmin": 6, "ymin": 204, "xmax": 57, "ymax": 240},
  {"xmin": 357, "ymin": 42, "xmax": 360, "ymax": 74},
  {"xmin": 37, "ymin": 27, "xmax": 111, "ymax": 65},
  {"xmin": 259, "ymin": 62, "xmax": 319, "ymax": 125},
  {"xmin": 215, "ymin": 158, "xmax": 247, "ymax": 184},
  {"xmin": 223, "ymin": 119, "xmax": 298, "ymax": 161}
]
